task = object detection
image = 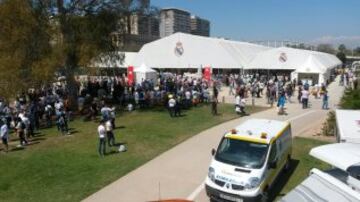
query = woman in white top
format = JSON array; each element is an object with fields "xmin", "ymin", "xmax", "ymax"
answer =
[{"xmin": 301, "ymin": 89, "xmax": 310, "ymax": 109}]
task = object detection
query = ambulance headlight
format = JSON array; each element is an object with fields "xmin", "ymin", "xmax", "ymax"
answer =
[
  {"xmin": 245, "ymin": 177, "xmax": 260, "ymax": 189},
  {"xmin": 208, "ymin": 167, "xmax": 215, "ymax": 182}
]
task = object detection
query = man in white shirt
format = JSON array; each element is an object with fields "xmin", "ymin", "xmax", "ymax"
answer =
[
  {"xmin": 168, "ymin": 95, "xmax": 176, "ymax": 117},
  {"xmin": 1, "ymin": 121, "xmax": 9, "ymax": 152},
  {"xmin": 98, "ymin": 120, "xmax": 106, "ymax": 157},
  {"xmin": 105, "ymin": 119, "xmax": 115, "ymax": 147}
]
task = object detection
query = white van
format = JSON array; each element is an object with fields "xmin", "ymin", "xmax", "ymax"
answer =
[
  {"xmin": 205, "ymin": 119, "xmax": 292, "ymax": 202},
  {"xmin": 281, "ymin": 143, "xmax": 360, "ymax": 202}
]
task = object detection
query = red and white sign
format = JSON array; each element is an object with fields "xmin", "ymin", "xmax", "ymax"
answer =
[
  {"xmin": 203, "ymin": 66, "xmax": 212, "ymax": 81},
  {"xmin": 127, "ymin": 66, "xmax": 134, "ymax": 85}
]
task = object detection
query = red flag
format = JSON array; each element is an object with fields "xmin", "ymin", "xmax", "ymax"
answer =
[
  {"xmin": 127, "ymin": 66, "xmax": 134, "ymax": 85},
  {"xmin": 203, "ymin": 66, "xmax": 211, "ymax": 81}
]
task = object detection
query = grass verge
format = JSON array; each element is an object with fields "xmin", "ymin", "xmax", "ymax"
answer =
[{"xmin": 0, "ymin": 104, "xmax": 266, "ymax": 202}]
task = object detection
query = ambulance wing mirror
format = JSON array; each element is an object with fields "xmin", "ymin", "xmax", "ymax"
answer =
[
  {"xmin": 211, "ymin": 148, "xmax": 216, "ymax": 156},
  {"xmin": 268, "ymin": 159, "xmax": 278, "ymax": 169}
]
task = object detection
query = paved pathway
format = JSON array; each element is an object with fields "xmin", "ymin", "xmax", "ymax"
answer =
[{"xmin": 83, "ymin": 77, "xmax": 344, "ymax": 202}]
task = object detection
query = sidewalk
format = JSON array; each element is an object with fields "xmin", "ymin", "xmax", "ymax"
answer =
[{"xmin": 83, "ymin": 78, "xmax": 344, "ymax": 202}]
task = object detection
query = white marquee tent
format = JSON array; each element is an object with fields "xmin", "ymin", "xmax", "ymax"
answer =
[
  {"xmin": 89, "ymin": 34, "xmax": 341, "ymax": 86},
  {"xmin": 132, "ymin": 32, "xmax": 271, "ymax": 69},
  {"xmin": 246, "ymin": 47, "xmax": 342, "ymax": 85},
  {"xmin": 134, "ymin": 63, "xmax": 158, "ymax": 84}
]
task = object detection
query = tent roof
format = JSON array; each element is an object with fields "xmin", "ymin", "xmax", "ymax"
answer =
[
  {"xmin": 281, "ymin": 168, "xmax": 360, "ymax": 202},
  {"xmin": 336, "ymin": 109, "xmax": 360, "ymax": 143},
  {"xmin": 310, "ymin": 143, "xmax": 360, "ymax": 171},
  {"xmin": 90, "ymin": 52, "xmax": 137, "ymax": 68},
  {"xmin": 246, "ymin": 47, "xmax": 342, "ymax": 73},
  {"xmin": 134, "ymin": 63, "xmax": 156, "ymax": 73},
  {"xmin": 132, "ymin": 32, "xmax": 271, "ymax": 69}
]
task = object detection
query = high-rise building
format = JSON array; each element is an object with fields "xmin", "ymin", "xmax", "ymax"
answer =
[
  {"xmin": 129, "ymin": 14, "xmax": 159, "ymax": 37},
  {"xmin": 160, "ymin": 8, "xmax": 191, "ymax": 38},
  {"xmin": 111, "ymin": 13, "xmax": 159, "ymax": 51},
  {"xmin": 190, "ymin": 15, "xmax": 210, "ymax": 37}
]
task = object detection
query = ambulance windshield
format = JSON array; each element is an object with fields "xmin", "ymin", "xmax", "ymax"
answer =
[{"xmin": 215, "ymin": 137, "xmax": 269, "ymax": 169}]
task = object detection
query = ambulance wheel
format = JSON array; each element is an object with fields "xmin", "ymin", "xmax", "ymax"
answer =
[{"xmin": 261, "ymin": 190, "xmax": 269, "ymax": 202}]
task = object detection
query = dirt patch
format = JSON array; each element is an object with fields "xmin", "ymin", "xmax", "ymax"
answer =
[{"xmin": 294, "ymin": 117, "xmax": 336, "ymax": 142}]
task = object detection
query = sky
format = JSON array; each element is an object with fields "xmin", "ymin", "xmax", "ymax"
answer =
[{"xmin": 152, "ymin": 0, "xmax": 360, "ymax": 49}]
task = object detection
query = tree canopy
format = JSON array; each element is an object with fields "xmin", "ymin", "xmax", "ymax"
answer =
[
  {"xmin": 0, "ymin": 0, "xmax": 59, "ymax": 100},
  {"xmin": 338, "ymin": 44, "xmax": 346, "ymax": 53},
  {"xmin": 0, "ymin": 0, "xmax": 154, "ymax": 101}
]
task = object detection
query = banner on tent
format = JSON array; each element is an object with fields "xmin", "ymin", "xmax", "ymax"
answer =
[
  {"xmin": 204, "ymin": 66, "xmax": 212, "ymax": 81},
  {"xmin": 127, "ymin": 66, "xmax": 134, "ymax": 85}
]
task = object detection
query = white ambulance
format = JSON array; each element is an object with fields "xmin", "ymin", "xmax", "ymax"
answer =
[{"xmin": 205, "ymin": 119, "xmax": 292, "ymax": 202}]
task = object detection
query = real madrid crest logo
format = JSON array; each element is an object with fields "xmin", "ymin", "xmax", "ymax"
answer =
[
  {"xmin": 279, "ymin": 52, "xmax": 287, "ymax": 63},
  {"xmin": 174, "ymin": 41, "xmax": 184, "ymax": 57}
]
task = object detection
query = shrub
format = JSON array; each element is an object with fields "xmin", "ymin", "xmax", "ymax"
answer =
[
  {"xmin": 321, "ymin": 110, "xmax": 336, "ymax": 136},
  {"xmin": 340, "ymin": 88, "xmax": 360, "ymax": 109}
]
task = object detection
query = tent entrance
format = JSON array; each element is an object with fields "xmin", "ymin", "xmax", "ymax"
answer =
[{"xmin": 297, "ymin": 73, "xmax": 319, "ymax": 86}]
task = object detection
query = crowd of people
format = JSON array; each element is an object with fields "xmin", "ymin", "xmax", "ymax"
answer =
[
  {"xmin": 77, "ymin": 74, "xmax": 217, "ymax": 118},
  {"xmin": 0, "ymin": 85, "xmax": 73, "ymax": 152},
  {"xmin": 1, "ymin": 68, "xmax": 355, "ymax": 155},
  {"xmin": 223, "ymin": 72, "xmax": 334, "ymax": 115}
]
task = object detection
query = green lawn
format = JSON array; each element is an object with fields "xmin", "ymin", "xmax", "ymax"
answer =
[
  {"xmin": 0, "ymin": 104, "xmax": 266, "ymax": 202},
  {"xmin": 272, "ymin": 137, "xmax": 331, "ymax": 201}
]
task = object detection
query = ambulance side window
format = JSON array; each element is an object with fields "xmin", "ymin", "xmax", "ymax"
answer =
[
  {"xmin": 276, "ymin": 139, "xmax": 282, "ymax": 153},
  {"xmin": 269, "ymin": 143, "xmax": 277, "ymax": 163},
  {"xmin": 280, "ymin": 128, "xmax": 291, "ymax": 151}
]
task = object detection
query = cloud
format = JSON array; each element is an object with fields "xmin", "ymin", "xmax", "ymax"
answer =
[{"xmin": 312, "ymin": 36, "xmax": 360, "ymax": 49}]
